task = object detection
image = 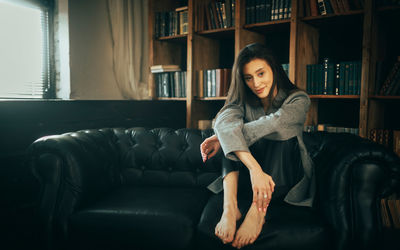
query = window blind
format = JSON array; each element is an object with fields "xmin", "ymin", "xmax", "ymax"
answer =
[{"xmin": 0, "ymin": 0, "xmax": 53, "ymax": 99}]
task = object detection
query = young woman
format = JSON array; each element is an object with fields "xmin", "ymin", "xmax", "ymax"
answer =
[{"xmin": 200, "ymin": 43, "xmax": 315, "ymax": 249}]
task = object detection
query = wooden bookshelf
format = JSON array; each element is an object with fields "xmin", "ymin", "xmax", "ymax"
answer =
[{"xmin": 148, "ymin": 0, "xmax": 400, "ymax": 138}]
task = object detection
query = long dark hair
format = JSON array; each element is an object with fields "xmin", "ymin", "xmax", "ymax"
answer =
[{"xmin": 225, "ymin": 43, "xmax": 298, "ymax": 107}]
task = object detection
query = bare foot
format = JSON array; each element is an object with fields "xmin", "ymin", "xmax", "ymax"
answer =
[
  {"xmin": 215, "ymin": 207, "xmax": 242, "ymax": 244},
  {"xmin": 231, "ymin": 203, "xmax": 266, "ymax": 249}
]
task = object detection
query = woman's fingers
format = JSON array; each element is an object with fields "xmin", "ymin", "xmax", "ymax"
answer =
[
  {"xmin": 257, "ymin": 189, "xmax": 264, "ymax": 212},
  {"xmin": 252, "ymin": 187, "xmax": 258, "ymax": 206},
  {"xmin": 271, "ymin": 180, "xmax": 275, "ymax": 193},
  {"xmin": 208, "ymin": 149, "xmax": 217, "ymax": 159}
]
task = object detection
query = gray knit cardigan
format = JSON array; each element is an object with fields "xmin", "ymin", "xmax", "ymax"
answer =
[{"xmin": 213, "ymin": 90, "xmax": 315, "ymax": 207}]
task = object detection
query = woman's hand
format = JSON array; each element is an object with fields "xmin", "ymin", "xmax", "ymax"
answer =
[
  {"xmin": 200, "ymin": 134, "xmax": 221, "ymax": 162},
  {"xmin": 249, "ymin": 168, "xmax": 275, "ymax": 212}
]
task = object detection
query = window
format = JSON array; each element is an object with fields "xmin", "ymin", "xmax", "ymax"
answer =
[{"xmin": 0, "ymin": 0, "xmax": 53, "ymax": 99}]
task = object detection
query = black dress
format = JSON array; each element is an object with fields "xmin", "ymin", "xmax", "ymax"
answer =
[
  {"xmin": 196, "ymin": 137, "xmax": 305, "ymax": 250},
  {"xmin": 223, "ymin": 136, "xmax": 304, "ymax": 202}
]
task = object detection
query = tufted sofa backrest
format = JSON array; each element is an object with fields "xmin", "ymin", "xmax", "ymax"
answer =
[{"xmin": 114, "ymin": 127, "xmax": 221, "ymax": 188}]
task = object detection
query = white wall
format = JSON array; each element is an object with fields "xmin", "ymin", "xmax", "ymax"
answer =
[{"xmin": 68, "ymin": 0, "xmax": 123, "ymax": 99}]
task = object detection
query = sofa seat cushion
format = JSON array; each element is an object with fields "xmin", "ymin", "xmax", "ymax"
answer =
[
  {"xmin": 197, "ymin": 194, "xmax": 333, "ymax": 250},
  {"xmin": 68, "ymin": 187, "xmax": 210, "ymax": 250}
]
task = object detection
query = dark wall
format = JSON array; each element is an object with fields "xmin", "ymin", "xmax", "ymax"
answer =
[{"xmin": 0, "ymin": 100, "xmax": 186, "ymax": 249}]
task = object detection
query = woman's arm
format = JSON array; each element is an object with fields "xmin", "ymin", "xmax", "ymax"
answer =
[
  {"xmin": 214, "ymin": 91, "xmax": 310, "ymax": 161},
  {"xmin": 235, "ymin": 151, "xmax": 275, "ymax": 212},
  {"xmin": 242, "ymin": 92, "xmax": 310, "ymax": 146}
]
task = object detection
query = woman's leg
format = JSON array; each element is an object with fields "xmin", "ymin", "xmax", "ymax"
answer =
[
  {"xmin": 232, "ymin": 137, "xmax": 303, "ymax": 249},
  {"xmin": 231, "ymin": 161, "xmax": 267, "ymax": 249},
  {"xmin": 215, "ymin": 170, "xmax": 242, "ymax": 244},
  {"xmin": 231, "ymin": 200, "xmax": 266, "ymax": 248}
]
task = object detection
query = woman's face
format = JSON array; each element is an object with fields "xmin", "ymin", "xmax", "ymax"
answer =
[{"xmin": 243, "ymin": 58, "xmax": 274, "ymax": 100}]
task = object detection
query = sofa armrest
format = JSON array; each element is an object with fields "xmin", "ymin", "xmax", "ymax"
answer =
[
  {"xmin": 29, "ymin": 128, "xmax": 122, "ymax": 248},
  {"xmin": 311, "ymin": 133, "xmax": 400, "ymax": 250}
]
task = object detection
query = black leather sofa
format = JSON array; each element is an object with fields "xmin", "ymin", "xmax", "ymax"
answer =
[{"xmin": 29, "ymin": 127, "xmax": 400, "ymax": 250}]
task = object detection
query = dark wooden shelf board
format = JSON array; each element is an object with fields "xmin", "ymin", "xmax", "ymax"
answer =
[
  {"xmin": 244, "ymin": 19, "xmax": 290, "ymax": 33},
  {"xmin": 156, "ymin": 97, "xmax": 186, "ymax": 101},
  {"xmin": 310, "ymin": 95, "xmax": 360, "ymax": 99},
  {"xmin": 196, "ymin": 27, "xmax": 235, "ymax": 39},
  {"xmin": 300, "ymin": 10, "xmax": 364, "ymax": 28},
  {"xmin": 197, "ymin": 97, "xmax": 227, "ymax": 101},
  {"xmin": 157, "ymin": 34, "xmax": 187, "ymax": 42},
  {"xmin": 369, "ymin": 95, "xmax": 400, "ymax": 100}
]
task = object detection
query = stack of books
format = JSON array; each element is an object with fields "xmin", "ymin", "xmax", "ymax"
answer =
[
  {"xmin": 369, "ymin": 129, "xmax": 400, "ymax": 157},
  {"xmin": 155, "ymin": 6, "xmax": 188, "ymax": 38},
  {"xmin": 304, "ymin": 124, "xmax": 359, "ymax": 135},
  {"xmin": 375, "ymin": 56, "xmax": 400, "ymax": 96},
  {"xmin": 369, "ymin": 128, "xmax": 392, "ymax": 148},
  {"xmin": 151, "ymin": 65, "xmax": 186, "ymax": 98},
  {"xmin": 245, "ymin": 0, "xmax": 292, "ymax": 24},
  {"xmin": 306, "ymin": 59, "xmax": 362, "ymax": 95},
  {"xmin": 198, "ymin": 68, "xmax": 231, "ymax": 98},
  {"xmin": 377, "ymin": 1, "xmax": 400, "ymax": 7},
  {"xmin": 196, "ymin": 0, "xmax": 236, "ymax": 31},
  {"xmin": 303, "ymin": 0, "xmax": 364, "ymax": 17},
  {"xmin": 381, "ymin": 194, "xmax": 400, "ymax": 229}
]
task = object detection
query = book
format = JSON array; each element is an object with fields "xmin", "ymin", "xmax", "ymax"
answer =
[
  {"xmin": 329, "ymin": 0, "xmax": 341, "ymax": 14},
  {"xmin": 380, "ymin": 57, "xmax": 400, "ymax": 95},
  {"xmin": 198, "ymin": 70, "xmax": 204, "ymax": 98},
  {"xmin": 179, "ymin": 9, "xmax": 188, "ymax": 34},
  {"xmin": 341, "ymin": 0, "xmax": 351, "ymax": 12},
  {"xmin": 310, "ymin": 0, "xmax": 319, "ymax": 16},
  {"xmin": 317, "ymin": 0, "xmax": 327, "ymax": 15},
  {"xmin": 393, "ymin": 130, "xmax": 400, "ymax": 157},
  {"xmin": 225, "ymin": 0, "xmax": 232, "ymax": 27},
  {"xmin": 387, "ymin": 196, "xmax": 400, "ymax": 228},
  {"xmin": 322, "ymin": 58, "xmax": 335, "ymax": 94},
  {"xmin": 381, "ymin": 198, "xmax": 392, "ymax": 228}
]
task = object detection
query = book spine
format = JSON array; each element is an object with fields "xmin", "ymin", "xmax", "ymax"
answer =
[
  {"xmin": 380, "ymin": 60, "xmax": 400, "ymax": 95},
  {"xmin": 310, "ymin": 0, "xmax": 319, "ymax": 16},
  {"xmin": 322, "ymin": 58, "xmax": 329, "ymax": 94},
  {"xmin": 212, "ymin": 69, "xmax": 217, "ymax": 97},
  {"xmin": 386, "ymin": 65, "xmax": 400, "ymax": 95},
  {"xmin": 328, "ymin": 62, "xmax": 335, "ymax": 95},
  {"xmin": 278, "ymin": 0, "xmax": 284, "ymax": 20},
  {"xmin": 225, "ymin": 0, "xmax": 232, "ymax": 27},
  {"xmin": 232, "ymin": 0, "xmax": 235, "ymax": 26},
  {"xmin": 255, "ymin": 0, "xmax": 260, "ymax": 23},
  {"xmin": 393, "ymin": 131, "xmax": 400, "ymax": 157},
  {"xmin": 318, "ymin": 0, "xmax": 327, "ymax": 15},
  {"xmin": 310, "ymin": 64, "xmax": 315, "ymax": 94},
  {"xmin": 207, "ymin": 69, "xmax": 212, "ymax": 97},
  {"xmin": 307, "ymin": 64, "xmax": 312, "ymax": 94},
  {"xmin": 324, "ymin": 0, "xmax": 334, "ymax": 14},
  {"xmin": 348, "ymin": 62, "xmax": 354, "ymax": 95},
  {"xmin": 344, "ymin": 62, "xmax": 350, "ymax": 95},
  {"xmin": 329, "ymin": 0, "xmax": 341, "ymax": 14},
  {"xmin": 272, "ymin": 0, "xmax": 276, "ymax": 20},
  {"xmin": 246, "ymin": 0, "xmax": 251, "ymax": 24}
]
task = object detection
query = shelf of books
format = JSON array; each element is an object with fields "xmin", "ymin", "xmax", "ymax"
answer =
[
  {"xmin": 366, "ymin": 0, "xmax": 400, "ymax": 161},
  {"xmin": 380, "ymin": 192, "xmax": 400, "ymax": 249},
  {"xmin": 299, "ymin": 0, "xmax": 365, "ymax": 137}
]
